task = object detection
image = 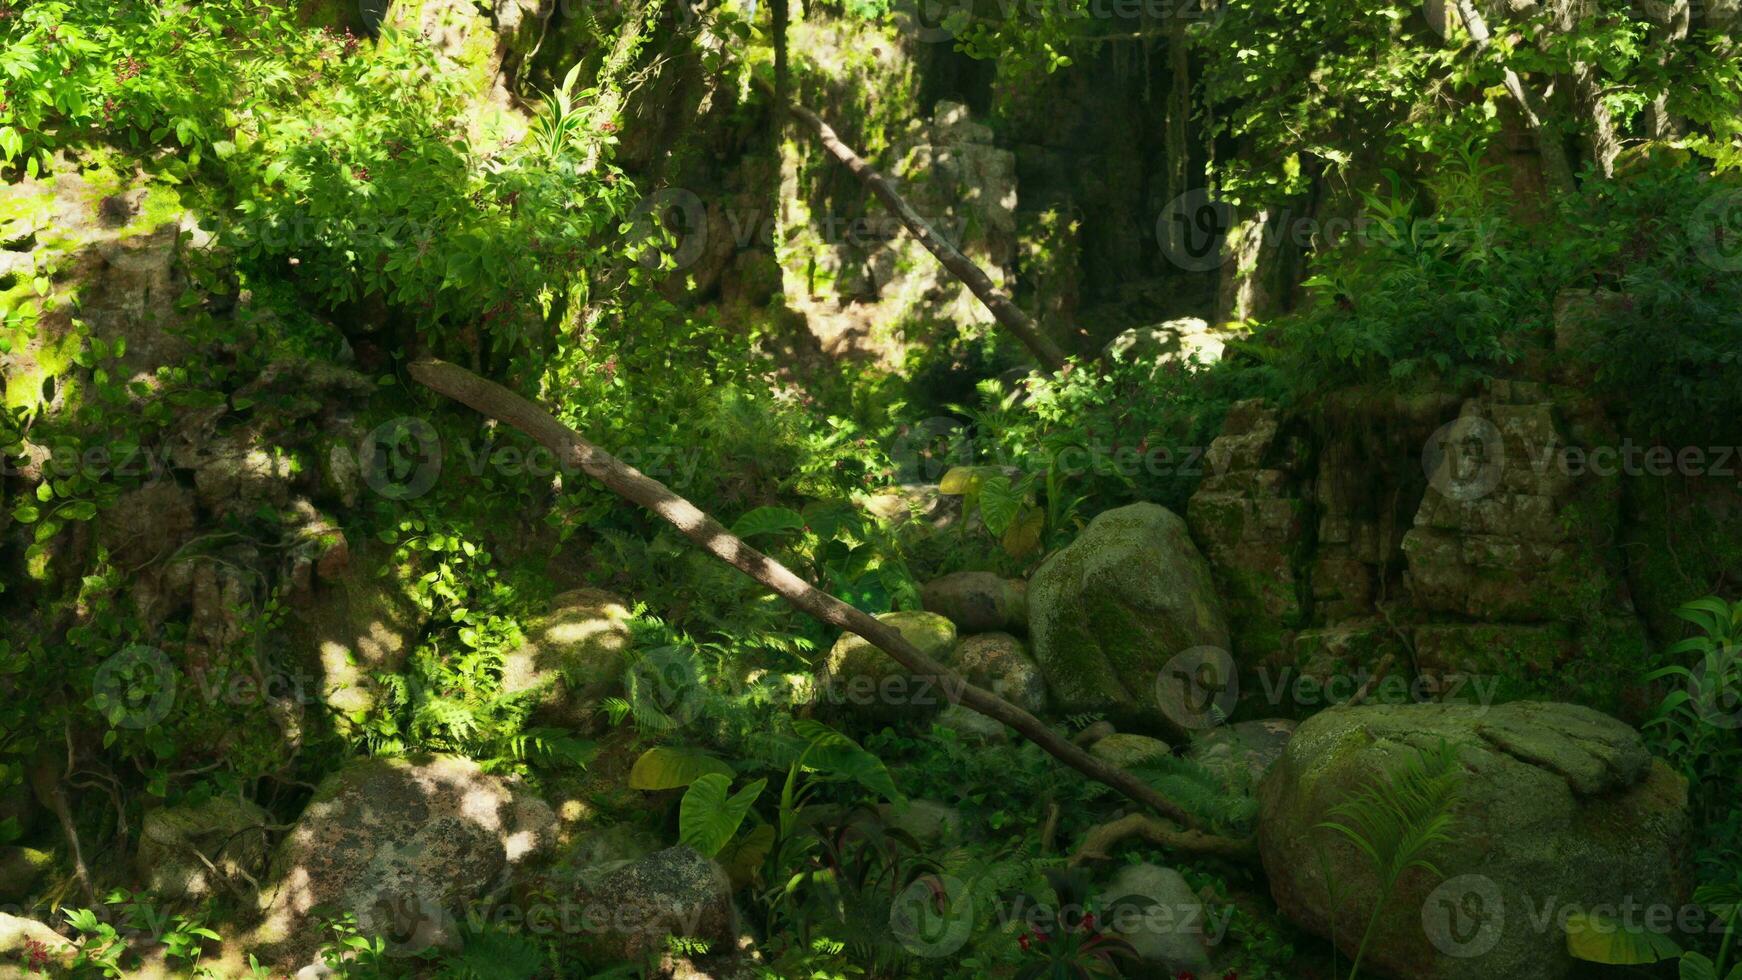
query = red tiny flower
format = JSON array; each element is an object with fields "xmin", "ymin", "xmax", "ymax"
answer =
[
  {"xmin": 1081, "ymin": 912, "xmax": 1096, "ymax": 931},
  {"xmin": 1017, "ymin": 932, "xmax": 1031, "ymax": 952},
  {"xmin": 353, "ymin": 166, "xmax": 370, "ymax": 182}
]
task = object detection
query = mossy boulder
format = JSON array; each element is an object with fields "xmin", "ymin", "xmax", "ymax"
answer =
[
  {"xmin": 951, "ymin": 632, "xmax": 1047, "ymax": 715},
  {"xmin": 1088, "ymin": 733, "xmax": 1173, "ymax": 769},
  {"xmin": 135, "ymin": 796, "xmax": 270, "ymax": 901},
  {"xmin": 252, "ymin": 754, "xmax": 555, "ymax": 969},
  {"xmin": 817, "ymin": 611, "xmax": 957, "ymax": 728},
  {"xmin": 1029, "ymin": 503, "xmax": 1229, "ymax": 727},
  {"xmin": 569, "ymin": 845, "xmax": 736, "ymax": 964},
  {"xmin": 284, "ymin": 547, "xmax": 427, "ymax": 733},
  {"xmin": 920, "ymin": 572, "xmax": 1028, "ymax": 633},
  {"xmin": 500, "ymin": 588, "xmax": 634, "ymax": 734},
  {"xmin": 1258, "ymin": 702, "xmax": 1688, "ymax": 980},
  {"xmin": 0, "ymin": 847, "xmax": 51, "ymax": 905}
]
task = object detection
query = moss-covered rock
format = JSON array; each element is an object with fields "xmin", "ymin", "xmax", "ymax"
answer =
[
  {"xmin": 283, "ymin": 545, "xmax": 427, "ymax": 732},
  {"xmin": 920, "ymin": 571, "xmax": 1028, "ymax": 634},
  {"xmin": 570, "ymin": 845, "xmax": 735, "ymax": 964},
  {"xmin": 499, "ymin": 588, "xmax": 634, "ymax": 734},
  {"xmin": 0, "ymin": 847, "xmax": 51, "ymax": 905},
  {"xmin": 1258, "ymin": 701, "xmax": 1687, "ymax": 980},
  {"xmin": 1088, "ymin": 733, "xmax": 1173, "ymax": 769},
  {"xmin": 1029, "ymin": 503, "xmax": 1229, "ymax": 727},
  {"xmin": 817, "ymin": 611, "xmax": 957, "ymax": 728},
  {"xmin": 951, "ymin": 631, "xmax": 1047, "ymax": 715},
  {"xmin": 135, "ymin": 796, "xmax": 270, "ymax": 902}
]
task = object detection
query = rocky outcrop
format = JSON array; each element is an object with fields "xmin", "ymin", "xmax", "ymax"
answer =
[
  {"xmin": 284, "ymin": 547, "xmax": 427, "ymax": 730},
  {"xmin": 0, "ymin": 847, "xmax": 50, "ymax": 905},
  {"xmin": 1187, "ymin": 718, "xmax": 1296, "ymax": 795},
  {"xmin": 1187, "ymin": 383, "xmax": 1647, "ymax": 714},
  {"xmin": 1029, "ymin": 503, "xmax": 1228, "ymax": 726},
  {"xmin": 0, "ymin": 913, "xmax": 75, "ymax": 976},
  {"xmin": 253, "ymin": 755, "xmax": 555, "ymax": 967},
  {"xmin": 500, "ymin": 588, "xmax": 634, "ymax": 733},
  {"xmin": 1258, "ymin": 702, "xmax": 1688, "ymax": 980},
  {"xmin": 1102, "ymin": 317, "xmax": 1232, "ymax": 370}
]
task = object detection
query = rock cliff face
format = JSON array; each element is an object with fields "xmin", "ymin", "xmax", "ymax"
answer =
[{"xmin": 1187, "ymin": 380, "xmax": 1654, "ymax": 717}]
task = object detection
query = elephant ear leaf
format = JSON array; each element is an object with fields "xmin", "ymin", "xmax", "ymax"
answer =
[
  {"xmin": 679, "ymin": 773, "xmax": 766, "ymax": 858},
  {"xmin": 1564, "ymin": 911, "xmax": 1681, "ymax": 965},
  {"xmin": 628, "ymin": 746, "xmax": 734, "ymax": 790},
  {"xmin": 792, "ymin": 718, "xmax": 902, "ymax": 803}
]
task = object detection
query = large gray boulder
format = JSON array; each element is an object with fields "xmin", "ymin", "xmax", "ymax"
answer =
[
  {"xmin": 1028, "ymin": 503, "xmax": 1228, "ymax": 726},
  {"xmin": 499, "ymin": 588, "xmax": 634, "ymax": 733},
  {"xmin": 1258, "ymin": 702, "xmax": 1688, "ymax": 980},
  {"xmin": 571, "ymin": 846, "xmax": 735, "ymax": 963},
  {"xmin": 1098, "ymin": 863, "xmax": 1215, "ymax": 973},
  {"xmin": 252, "ymin": 755, "xmax": 555, "ymax": 967}
]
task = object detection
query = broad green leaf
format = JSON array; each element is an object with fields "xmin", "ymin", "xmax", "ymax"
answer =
[
  {"xmin": 720, "ymin": 822, "xmax": 775, "ymax": 887},
  {"xmin": 793, "ymin": 718, "xmax": 902, "ymax": 802},
  {"xmin": 1002, "ymin": 505, "xmax": 1045, "ymax": 558},
  {"xmin": 627, "ymin": 746, "xmax": 733, "ymax": 790},
  {"xmin": 938, "ymin": 466, "xmax": 985, "ymax": 495},
  {"xmin": 678, "ymin": 773, "xmax": 766, "ymax": 858},
  {"xmin": 977, "ymin": 474, "xmax": 1021, "ymax": 534},
  {"xmin": 1565, "ymin": 911, "xmax": 1681, "ymax": 964}
]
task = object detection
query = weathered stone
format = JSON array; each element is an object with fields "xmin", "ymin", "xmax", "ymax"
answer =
[
  {"xmin": 950, "ymin": 632, "xmax": 1047, "ymax": 714},
  {"xmin": 253, "ymin": 755, "xmax": 555, "ymax": 967},
  {"xmin": 283, "ymin": 548, "xmax": 426, "ymax": 729},
  {"xmin": 818, "ymin": 611, "xmax": 956, "ymax": 727},
  {"xmin": 1102, "ymin": 317, "xmax": 1230, "ymax": 369},
  {"xmin": 573, "ymin": 846, "xmax": 734, "ymax": 964},
  {"xmin": 935, "ymin": 704, "xmax": 1009, "ymax": 743},
  {"xmin": 0, "ymin": 912, "xmax": 75, "ymax": 976},
  {"xmin": 136, "ymin": 796, "xmax": 270, "ymax": 901},
  {"xmin": 1187, "ymin": 719, "xmax": 1296, "ymax": 794},
  {"xmin": 500, "ymin": 588, "xmax": 633, "ymax": 733},
  {"xmin": 920, "ymin": 572, "xmax": 1027, "ymax": 634},
  {"xmin": 1089, "ymin": 733, "xmax": 1172, "ymax": 769},
  {"xmin": 1097, "ymin": 863, "xmax": 1215, "ymax": 973},
  {"xmin": 1030, "ymin": 503, "xmax": 1228, "ymax": 726},
  {"xmin": 1411, "ymin": 622, "xmax": 1573, "ymax": 679},
  {"xmin": 1258, "ymin": 702, "xmax": 1687, "ymax": 980}
]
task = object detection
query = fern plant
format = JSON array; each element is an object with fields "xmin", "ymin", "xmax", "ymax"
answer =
[
  {"xmin": 1646, "ymin": 596, "xmax": 1742, "ymax": 808},
  {"xmin": 1315, "ymin": 739, "xmax": 1464, "ymax": 980}
]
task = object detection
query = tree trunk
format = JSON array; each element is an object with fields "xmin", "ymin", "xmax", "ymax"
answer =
[
  {"xmin": 1642, "ymin": 0, "xmax": 1692, "ymax": 138},
  {"xmin": 408, "ymin": 357, "xmax": 1246, "ymax": 841},
  {"xmin": 776, "ymin": 96, "xmax": 1070, "ymax": 372},
  {"xmin": 1452, "ymin": 0, "xmax": 1579, "ymax": 194},
  {"xmin": 582, "ymin": 0, "xmax": 666, "ymax": 174}
]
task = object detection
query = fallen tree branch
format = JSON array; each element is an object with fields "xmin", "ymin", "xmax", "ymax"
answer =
[
  {"xmin": 410, "ymin": 358, "xmax": 1241, "ymax": 840},
  {"xmin": 1068, "ymin": 812, "xmax": 1259, "ymax": 867},
  {"xmin": 769, "ymin": 91, "xmax": 1068, "ymax": 372}
]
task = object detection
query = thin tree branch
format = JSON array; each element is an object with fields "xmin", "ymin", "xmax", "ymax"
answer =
[
  {"xmin": 767, "ymin": 89, "xmax": 1069, "ymax": 372},
  {"xmin": 1068, "ymin": 812, "xmax": 1260, "ymax": 867},
  {"xmin": 408, "ymin": 358, "xmax": 1233, "ymax": 835}
]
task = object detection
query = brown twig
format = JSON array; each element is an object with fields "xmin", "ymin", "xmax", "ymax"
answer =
[{"xmin": 1067, "ymin": 812, "xmax": 1260, "ymax": 867}]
